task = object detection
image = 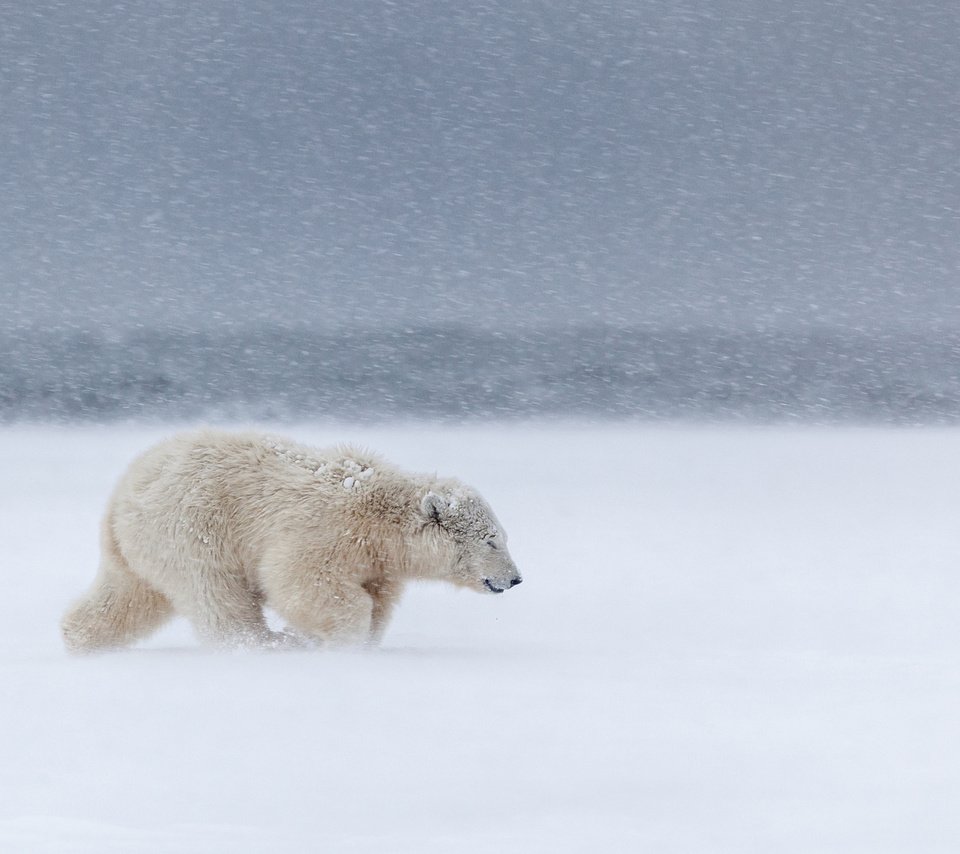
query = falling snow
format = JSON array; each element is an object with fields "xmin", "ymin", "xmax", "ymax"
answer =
[{"xmin": 0, "ymin": 1, "xmax": 958, "ymax": 424}]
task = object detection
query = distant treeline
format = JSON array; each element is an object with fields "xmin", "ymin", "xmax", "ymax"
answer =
[{"xmin": 1, "ymin": 325, "xmax": 958, "ymax": 424}]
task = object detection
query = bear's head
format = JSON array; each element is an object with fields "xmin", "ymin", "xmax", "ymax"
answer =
[{"xmin": 420, "ymin": 484, "xmax": 522, "ymax": 594}]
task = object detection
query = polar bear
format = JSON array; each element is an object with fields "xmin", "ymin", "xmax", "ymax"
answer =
[{"xmin": 61, "ymin": 431, "xmax": 521, "ymax": 651}]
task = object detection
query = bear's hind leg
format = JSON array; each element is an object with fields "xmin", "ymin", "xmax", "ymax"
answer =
[
  {"xmin": 62, "ymin": 527, "xmax": 173, "ymax": 652},
  {"xmin": 177, "ymin": 568, "xmax": 297, "ymax": 649}
]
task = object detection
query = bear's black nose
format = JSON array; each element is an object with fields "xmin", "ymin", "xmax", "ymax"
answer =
[{"xmin": 509, "ymin": 576, "xmax": 522, "ymax": 587}]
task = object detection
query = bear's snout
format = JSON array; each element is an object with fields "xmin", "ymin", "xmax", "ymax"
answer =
[{"xmin": 483, "ymin": 575, "xmax": 522, "ymax": 594}]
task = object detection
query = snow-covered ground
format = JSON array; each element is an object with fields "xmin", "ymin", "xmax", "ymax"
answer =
[{"xmin": 2, "ymin": 423, "xmax": 959, "ymax": 852}]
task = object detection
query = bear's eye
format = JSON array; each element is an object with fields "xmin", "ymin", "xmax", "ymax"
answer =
[{"xmin": 486, "ymin": 539, "xmax": 498, "ymax": 550}]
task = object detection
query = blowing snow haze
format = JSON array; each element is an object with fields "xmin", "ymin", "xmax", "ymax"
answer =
[
  {"xmin": 2, "ymin": 1, "xmax": 960, "ymax": 422},
  {"xmin": 4, "ymin": 0, "xmax": 960, "ymax": 332}
]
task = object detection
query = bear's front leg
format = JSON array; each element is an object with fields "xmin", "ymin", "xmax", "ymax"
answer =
[
  {"xmin": 362, "ymin": 577, "xmax": 401, "ymax": 645},
  {"xmin": 264, "ymin": 567, "xmax": 374, "ymax": 647}
]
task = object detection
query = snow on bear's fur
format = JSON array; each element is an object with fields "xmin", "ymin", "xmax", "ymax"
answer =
[{"xmin": 61, "ymin": 431, "xmax": 522, "ymax": 651}]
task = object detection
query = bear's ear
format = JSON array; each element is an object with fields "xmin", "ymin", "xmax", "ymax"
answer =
[{"xmin": 420, "ymin": 491, "xmax": 448, "ymax": 525}]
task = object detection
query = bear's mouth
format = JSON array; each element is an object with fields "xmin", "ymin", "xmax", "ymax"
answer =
[{"xmin": 483, "ymin": 579, "xmax": 505, "ymax": 593}]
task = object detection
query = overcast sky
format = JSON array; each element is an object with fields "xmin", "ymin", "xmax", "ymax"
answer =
[{"xmin": 2, "ymin": 0, "xmax": 959, "ymax": 332}]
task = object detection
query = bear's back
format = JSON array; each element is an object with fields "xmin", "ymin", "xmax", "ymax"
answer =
[
  {"xmin": 116, "ymin": 431, "xmax": 417, "ymax": 539},
  {"xmin": 261, "ymin": 436, "xmax": 383, "ymax": 492}
]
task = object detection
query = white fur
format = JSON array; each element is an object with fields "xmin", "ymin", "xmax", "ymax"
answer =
[{"xmin": 62, "ymin": 431, "xmax": 521, "ymax": 652}]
